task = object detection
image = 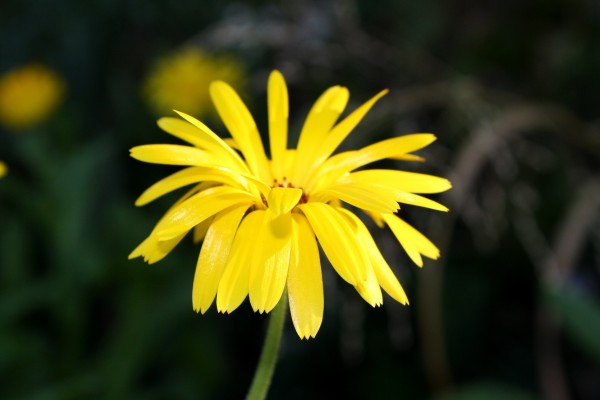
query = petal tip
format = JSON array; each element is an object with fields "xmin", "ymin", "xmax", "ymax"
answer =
[{"xmin": 133, "ymin": 197, "xmax": 147, "ymax": 207}]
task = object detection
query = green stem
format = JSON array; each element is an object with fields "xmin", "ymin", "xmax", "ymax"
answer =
[{"xmin": 245, "ymin": 293, "xmax": 287, "ymax": 400}]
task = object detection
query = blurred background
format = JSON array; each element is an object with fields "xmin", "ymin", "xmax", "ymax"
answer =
[{"xmin": 1, "ymin": 0, "xmax": 599, "ymax": 399}]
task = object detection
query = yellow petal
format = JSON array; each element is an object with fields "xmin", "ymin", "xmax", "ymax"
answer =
[
  {"xmin": 288, "ymin": 213, "xmax": 323, "ymax": 339},
  {"xmin": 157, "ymin": 117, "xmax": 225, "ymax": 152},
  {"xmin": 128, "ymin": 230, "xmax": 187, "ymax": 264},
  {"xmin": 209, "ymin": 81, "xmax": 271, "ymax": 182},
  {"xmin": 155, "ymin": 186, "xmax": 256, "ymax": 240},
  {"xmin": 338, "ymin": 209, "xmax": 408, "ymax": 305},
  {"xmin": 393, "ymin": 191, "xmax": 449, "ymax": 212},
  {"xmin": 130, "ymin": 184, "xmax": 207, "ymax": 262},
  {"xmin": 372, "ymin": 257, "xmax": 409, "ymax": 305},
  {"xmin": 292, "ymin": 86, "xmax": 349, "ymax": 185},
  {"xmin": 353, "ymin": 134, "xmax": 437, "ymax": 167},
  {"xmin": 249, "ymin": 210, "xmax": 292, "ymax": 313},
  {"xmin": 193, "ymin": 205, "xmax": 249, "ymax": 313},
  {"xmin": 304, "ymin": 151, "xmax": 357, "ymax": 193},
  {"xmin": 308, "ymin": 134, "xmax": 438, "ymax": 190},
  {"xmin": 298, "ymin": 202, "xmax": 369, "ymax": 285},
  {"xmin": 173, "ymin": 110, "xmax": 249, "ymax": 172},
  {"xmin": 193, "ymin": 215, "xmax": 214, "ymax": 243},
  {"xmin": 223, "ymin": 138, "xmax": 239, "ymax": 150},
  {"xmin": 348, "ymin": 169, "xmax": 451, "ymax": 194},
  {"xmin": 228, "ymin": 168, "xmax": 272, "ymax": 199},
  {"xmin": 311, "ymin": 89, "xmax": 388, "ymax": 168},
  {"xmin": 336, "ymin": 209, "xmax": 383, "ymax": 307},
  {"xmin": 268, "ymin": 70, "xmax": 288, "ymax": 179},
  {"xmin": 128, "ymin": 236, "xmax": 150, "ymax": 260},
  {"xmin": 135, "ymin": 167, "xmax": 245, "ymax": 206},
  {"xmin": 364, "ymin": 210, "xmax": 386, "ymax": 228},
  {"xmin": 281, "ymin": 150, "xmax": 296, "ymax": 177},
  {"xmin": 297, "ymin": 86, "xmax": 349, "ymax": 151},
  {"xmin": 217, "ymin": 210, "xmax": 265, "ymax": 313},
  {"xmin": 382, "ymin": 213, "xmax": 440, "ymax": 267},
  {"xmin": 146, "ymin": 233, "xmax": 187, "ymax": 264},
  {"xmin": 314, "ymin": 183, "xmax": 399, "ymax": 214},
  {"xmin": 267, "ymin": 187, "xmax": 302, "ymax": 215},
  {"xmin": 130, "ymin": 144, "xmax": 213, "ymax": 166},
  {"xmin": 392, "ymin": 154, "xmax": 425, "ymax": 162}
]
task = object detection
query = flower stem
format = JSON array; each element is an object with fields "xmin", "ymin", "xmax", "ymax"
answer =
[{"xmin": 245, "ymin": 293, "xmax": 287, "ymax": 400}]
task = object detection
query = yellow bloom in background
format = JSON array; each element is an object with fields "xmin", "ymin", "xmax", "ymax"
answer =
[
  {"xmin": 143, "ymin": 48, "xmax": 245, "ymax": 117},
  {"xmin": 0, "ymin": 64, "xmax": 65, "ymax": 130},
  {"xmin": 0, "ymin": 161, "xmax": 7, "ymax": 178},
  {"xmin": 130, "ymin": 71, "xmax": 451, "ymax": 339}
]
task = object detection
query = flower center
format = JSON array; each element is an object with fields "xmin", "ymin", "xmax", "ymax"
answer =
[{"xmin": 272, "ymin": 177, "xmax": 308, "ymax": 204}]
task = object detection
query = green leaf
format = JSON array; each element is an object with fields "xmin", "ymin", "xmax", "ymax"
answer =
[{"xmin": 544, "ymin": 286, "xmax": 600, "ymax": 363}]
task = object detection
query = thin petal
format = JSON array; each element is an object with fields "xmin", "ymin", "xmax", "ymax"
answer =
[
  {"xmin": 128, "ymin": 231, "xmax": 187, "ymax": 264},
  {"xmin": 352, "ymin": 134, "xmax": 437, "ymax": 168},
  {"xmin": 157, "ymin": 117, "xmax": 224, "ymax": 154},
  {"xmin": 193, "ymin": 205, "xmax": 249, "ymax": 313},
  {"xmin": 288, "ymin": 213, "xmax": 323, "ymax": 339},
  {"xmin": 173, "ymin": 111, "xmax": 249, "ymax": 173},
  {"xmin": 217, "ymin": 210, "xmax": 265, "ymax": 313},
  {"xmin": 223, "ymin": 138, "xmax": 239, "ymax": 150},
  {"xmin": 193, "ymin": 215, "xmax": 214, "ymax": 243},
  {"xmin": 135, "ymin": 166, "xmax": 245, "ymax": 206},
  {"xmin": 268, "ymin": 187, "xmax": 302, "ymax": 215},
  {"xmin": 128, "ymin": 236, "xmax": 150, "ymax": 260},
  {"xmin": 308, "ymin": 134, "xmax": 438, "ymax": 191},
  {"xmin": 393, "ymin": 191, "xmax": 449, "ymax": 212},
  {"xmin": 130, "ymin": 144, "xmax": 214, "ymax": 166},
  {"xmin": 298, "ymin": 202, "xmax": 369, "ymax": 285},
  {"xmin": 392, "ymin": 154, "xmax": 425, "ymax": 162},
  {"xmin": 365, "ymin": 210, "xmax": 386, "ymax": 228},
  {"xmin": 249, "ymin": 210, "xmax": 292, "ymax": 313},
  {"xmin": 382, "ymin": 213, "xmax": 440, "ymax": 267},
  {"xmin": 292, "ymin": 86, "xmax": 349, "ymax": 185},
  {"xmin": 210, "ymin": 81, "xmax": 271, "ymax": 182},
  {"xmin": 155, "ymin": 186, "xmax": 256, "ymax": 240},
  {"xmin": 147, "ymin": 233, "xmax": 186, "ymax": 263},
  {"xmin": 311, "ymin": 89, "xmax": 388, "ymax": 168},
  {"xmin": 268, "ymin": 70, "xmax": 288, "ymax": 179},
  {"xmin": 348, "ymin": 169, "xmax": 452, "ymax": 194},
  {"xmin": 304, "ymin": 151, "xmax": 357, "ymax": 193},
  {"xmin": 338, "ymin": 209, "xmax": 408, "ymax": 305},
  {"xmin": 314, "ymin": 183, "xmax": 399, "ymax": 214},
  {"xmin": 130, "ymin": 185, "xmax": 206, "ymax": 262},
  {"xmin": 336, "ymin": 209, "xmax": 383, "ymax": 307},
  {"xmin": 297, "ymin": 86, "xmax": 349, "ymax": 151},
  {"xmin": 372, "ymin": 257, "xmax": 409, "ymax": 305}
]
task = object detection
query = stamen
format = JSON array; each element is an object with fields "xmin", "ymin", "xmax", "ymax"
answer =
[
  {"xmin": 271, "ymin": 178, "xmax": 309, "ymax": 205},
  {"xmin": 273, "ymin": 177, "xmax": 296, "ymax": 189}
]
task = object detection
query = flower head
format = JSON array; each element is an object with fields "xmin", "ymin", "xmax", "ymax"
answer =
[
  {"xmin": 143, "ymin": 47, "xmax": 245, "ymax": 116},
  {"xmin": 0, "ymin": 64, "xmax": 65, "ymax": 131},
  {"xmin": 0, "ymin": 161, "xmax": 6, "ymax": 178},
  {"xmin": 130, "ymin": 71, "xmax": 451, "ymax": 339}
]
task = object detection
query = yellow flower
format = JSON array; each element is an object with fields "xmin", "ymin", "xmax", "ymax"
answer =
[
  {"xmin": 0, "ymin": 161, "xmax": 6, "ymax": 178},
  {"xmin": 143, "ymin": 48, "xmax": 245, "ymax": 116},
  {"xmin": 130, "ymin": 71, "xmax": 451, "ymax": 339},
  {"xmin": 0, "ymin": 64, "xmax": 65, "ymax": 130}
]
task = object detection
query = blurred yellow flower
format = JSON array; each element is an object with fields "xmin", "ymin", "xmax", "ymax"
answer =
[
  {"xmin": 0, "ymin": 161, "xmax": 6, "ymax": 178},
  {"xmin": 130, "ymin": 71, "xmax": 451, "ymax": 339},
  {"xmin": 0, "ymin": 64, "xmax": 65, "ymax": 130},
  {"xmin": 143, "ymin": 48, "xmax": 245, "ymax": 116}
]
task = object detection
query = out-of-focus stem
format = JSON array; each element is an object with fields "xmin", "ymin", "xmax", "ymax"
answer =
[{"xmin": 418, "ymin": 103, "xmax": 589, "ymax": 394}]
